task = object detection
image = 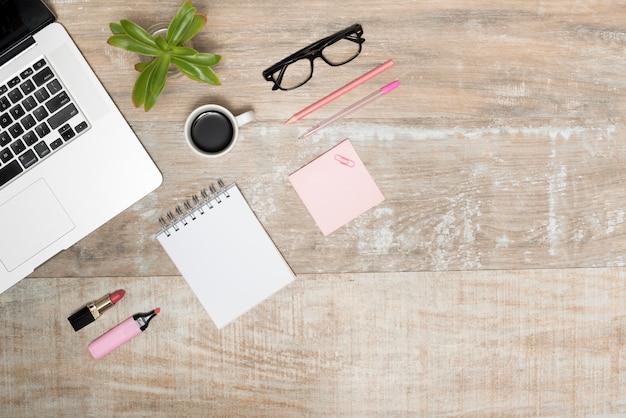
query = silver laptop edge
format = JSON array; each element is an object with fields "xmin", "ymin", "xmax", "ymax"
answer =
[{"xmin": 0, "ymin": 1, "xmax": 162, "ymax": 293}]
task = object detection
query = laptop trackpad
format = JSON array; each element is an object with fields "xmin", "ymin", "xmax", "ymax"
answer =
[{"xmin": 0, "ymin": 179, "xmax": 75, "ymax": 271}]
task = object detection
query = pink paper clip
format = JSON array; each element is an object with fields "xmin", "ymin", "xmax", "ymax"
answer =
[{"xmin": 334, "ymin": 154, "xmax": 355, "ymax": 167}]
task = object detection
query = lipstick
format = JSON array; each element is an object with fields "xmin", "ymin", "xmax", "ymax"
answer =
[
  {"xmin": 67, "ymin": 289, "xmax": 125, "ymax": 331},
  {"xmin": 88, "ymin": 308, "xmax": 160, "ymax": 359}
]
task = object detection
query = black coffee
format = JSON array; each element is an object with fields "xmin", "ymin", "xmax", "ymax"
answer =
[{"xmin": 190, "ymin": 111, "xmax": 234, "ymax": 154}]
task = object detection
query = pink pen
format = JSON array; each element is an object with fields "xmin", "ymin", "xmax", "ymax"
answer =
[
  {"xmin": 88, "ymin": 308, "xmax": 160, "ymax": 359},
  {"xmin": 285, "ymin": 59, "xmax": 394, "ymax": 124},
  {"xmin": 299, "ymin": 80, "xmax": 400, "ymax": 139}
]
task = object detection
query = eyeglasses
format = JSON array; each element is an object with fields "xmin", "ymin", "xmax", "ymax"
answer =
[{"xmin": 263, "ymin": 24, "xmax": 365, "ymax": 91}]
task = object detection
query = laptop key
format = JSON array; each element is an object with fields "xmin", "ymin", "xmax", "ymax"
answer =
[
  {"xmin": 22, "ymin": 96, "xmax": 37, "ymax": 112},
  {"xmin": 59, "ymin": 124, "xmax": 75, "ymax": 141},
  {"xmin": 9, "ymin": 104, "xmax": 25, "ymax": 119},
  {"xmin": 45, "ymin": 91, "xmax": 70, "ymax": 114},
  {"xmin": 48, "ymin": 104, "xmax": 78, "ymax": 129},
  {"xmin": 18, "ymin": 149, "xmax": 38, "ymax": 169},
  {"xmin": 20, "ymin": 68, "xmax": 34, "ymax": 79},
  {"xmin": 47, "ymin": 80, "xmax": 62, "ymax": 95},
  {"xmin": 20, "ymin": 80, "xmax": 35, "ymax": 95},
  {"xmin": 33, "ymin": 67, "xmax": 54, "ymax": 86},
  {"xmin": 0, "ymin": 132, "xmax": 10, "ymax": 147},
  {"xmin": 8, "ymin": 88, "xmax": 23, "ymax": 103},
  {"xmin": 7, "ymin": 77, "xmax": 20, "ymax": 88},
  {"xmin": 10, "ymin": 138, "xmax": 25, "ymax": 155},
  {"xmin": 35, "ymin": 122, "xmax": 51, "ymax": 138},
  {"xmin": 75, "ymin": 121, "xmax": 88, "ymax": 133},
  {"xmin": 23, "ymin": 131, "xmax": 37, "ymax": 146},
  {"xmin": 0, "ymin": 148, "xmax": 12, "ymax": 163},
  {"xmin": 33, "ymin": 59, "xmax": 46, "ymax": 71},
  {"xmin": 8, "ymin": 122, "xmax": 23, "ymax": 138},
  {"xmin": 21, "ymin": 114, "xmax": 36, "ymax": 130},
  {"xmin": 50, "ymin": 138, "xmax": 63, "ymax": 150},
  {"xmin": 34, "ymin": 87, "xmax": 49, "ymax": 103},
  {"xmin": 0, "ymin": 160, "xmax": 23, "ymax": 188},
  {"xmin": 0, "ymin": 112, "xmax": 11, "ymax": 128},
  {"xmin": 0, "ymin": 97, "xmax": 9, "ymax": 111},
  {"xmin": 0, "ymin": 148, "xmax": 13, "ymax": 163},
  {"xmin": 33, "ymin": 106, "xmax": 48, "ymax": 121},
  {"xmin": 34, "ymin": 141, "xmax": 51, "ymax": 158}
]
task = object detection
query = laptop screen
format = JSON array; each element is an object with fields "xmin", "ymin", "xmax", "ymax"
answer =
[{"xmin": 0, "ymin": 0, "xmax": 55, "ymax": 56}]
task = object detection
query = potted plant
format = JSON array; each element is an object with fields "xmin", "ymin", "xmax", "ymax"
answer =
[{"xmin": 107, "ymin": 1, "xmax": 221, "ymax": 111}]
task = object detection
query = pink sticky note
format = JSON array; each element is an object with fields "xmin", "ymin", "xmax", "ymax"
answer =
[{"xmin": 288, "ymin": 139, "xmax": 385, "ymax": 235}]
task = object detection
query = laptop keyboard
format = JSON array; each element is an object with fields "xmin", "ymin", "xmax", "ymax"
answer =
[{"xmin": 0, "ymin": 57, "xmax": 89, "ymax": 189}]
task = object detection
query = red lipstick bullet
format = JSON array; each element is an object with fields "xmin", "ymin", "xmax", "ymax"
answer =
[{"xmin": 67, "ymin": 289, "xmax": 125, "ymax": 331}]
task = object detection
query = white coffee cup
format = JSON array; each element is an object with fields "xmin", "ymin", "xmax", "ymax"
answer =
[{"xmin": 184, "ymin": 104, "xmax": 255, "ymax": 157}]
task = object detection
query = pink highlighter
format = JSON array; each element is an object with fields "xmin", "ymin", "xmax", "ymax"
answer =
[{"xmin": 88, "ymin": 308, "xmax": 160, "ymax": 359}]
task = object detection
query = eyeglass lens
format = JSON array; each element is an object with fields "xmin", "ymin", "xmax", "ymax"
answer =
[
  {"xmin": 322, "ymin": 37, "xmax": 362, "ymax": 65},
  {"xmin": 270, "ymin": 35, "xmax": 362, "ymax": 90}
]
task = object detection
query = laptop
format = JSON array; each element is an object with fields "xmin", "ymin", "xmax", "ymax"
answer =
[{"xmin": 0, "ymin": 0, "xmax": 162, "ymax": 294}]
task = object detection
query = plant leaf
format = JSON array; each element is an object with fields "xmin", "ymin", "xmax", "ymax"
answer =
[
  {"xmin": 172, "ymin": 56, "xmax": 221, "ymax": 85},
  {"xmin": 108, "ymin": 34, "xmax": 162, "ymax": 56},
  {"xmin": 134, "ymin": 61, "xmax": 151, "ymax": 72},
  {"xmin": 170, "ymin": 45, "xmax": 197, "ymax": 56},
  {"xmin": 120, "ymin": 20, "xmax": 159, "ymax": 48},
  {"xmin": 167, "ymin": 2, "xmax": 196, "ymax": 46},
  {"xmin": 173, "ymin": 52, "xmax": 221, "ymax": 67},
  {"xmin": 155, "ymin": 36, "xmax": 169, "ymax": 51},
  {"xmin": 170, "ymin": 0, "xmax": 194, "ymax": 26},
  {"xmin": 144, "ymin": 55, "xmax": 171, "ymax": 111},
  {"xmin": 166, "ymin": 0, "xmax": 194, "ymax": 43},
  {"xmin": 132, "ymin": 58, "xmax": 159, "ymax": 108},
  {"xmin": 109, "ymin": 22, "xmax": 124, "ymax": 35},
  {"xmin": 132, "ymin": 55, "xmax": 170, "ymax": 111},
  {"xmin": 179, "ymin": 14, "xmax": 206, "ymax": 44}
]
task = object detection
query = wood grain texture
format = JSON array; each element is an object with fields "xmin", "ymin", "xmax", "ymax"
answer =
[
  {"xmin": 2, "ymin": 0, "xmax": 626, "ymax": 416},
  {"xmin": 2, "ymin": 269, "xmax": 626, "ymax": 417}
]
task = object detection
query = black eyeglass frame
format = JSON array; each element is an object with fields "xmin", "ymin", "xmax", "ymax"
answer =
[{"xmin": 263, "ymin": 23, "xmax": 365, "ymax": 91}]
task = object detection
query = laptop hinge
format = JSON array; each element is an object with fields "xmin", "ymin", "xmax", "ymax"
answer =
[{"xmin": 0, "ymin": 36, "xmax": 36, "ymax": 67}]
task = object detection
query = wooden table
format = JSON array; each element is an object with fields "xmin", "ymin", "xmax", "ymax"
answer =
[{"xmin": 2, "ymin": 0, "xmax": 626, "ymax": 416}]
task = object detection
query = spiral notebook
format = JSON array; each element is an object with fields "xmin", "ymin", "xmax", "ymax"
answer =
[{"xmin": 156, "ymin": 181, "xmax": 295, "ymax": 329}]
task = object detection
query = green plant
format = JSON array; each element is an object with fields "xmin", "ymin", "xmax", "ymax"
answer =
[{"xmin": 108, "ymin": 1, "xmax": 221, "ymax": 111}]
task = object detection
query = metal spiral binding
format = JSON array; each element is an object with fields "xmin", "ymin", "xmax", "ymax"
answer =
[{"xmin": 158, "ymin": 179, "xmax": 231, "ymax": 237}]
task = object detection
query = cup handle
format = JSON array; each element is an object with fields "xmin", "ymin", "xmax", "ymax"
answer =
[{"xmin": 234, "ymin": 110, "xmax": 255, "ymax": 127}]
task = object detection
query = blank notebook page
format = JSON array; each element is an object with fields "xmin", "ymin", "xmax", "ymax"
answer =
[{"xmin": 157, "ymin": 183, "xmax": 295, "ymax": 329}]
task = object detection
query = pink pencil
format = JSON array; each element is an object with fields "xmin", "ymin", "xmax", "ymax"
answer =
[
  {"xmin": 299, "ymin": 80, "xmax": 400, "ymax": 139},
  {"xmin": 284, "ymin": 59, "xmax": 394, "ymax": 125}
]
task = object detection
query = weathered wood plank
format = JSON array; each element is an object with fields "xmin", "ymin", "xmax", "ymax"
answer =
[{"xmin": 2, "ymin": 269, "xmax": 626, "ymax": 416}]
